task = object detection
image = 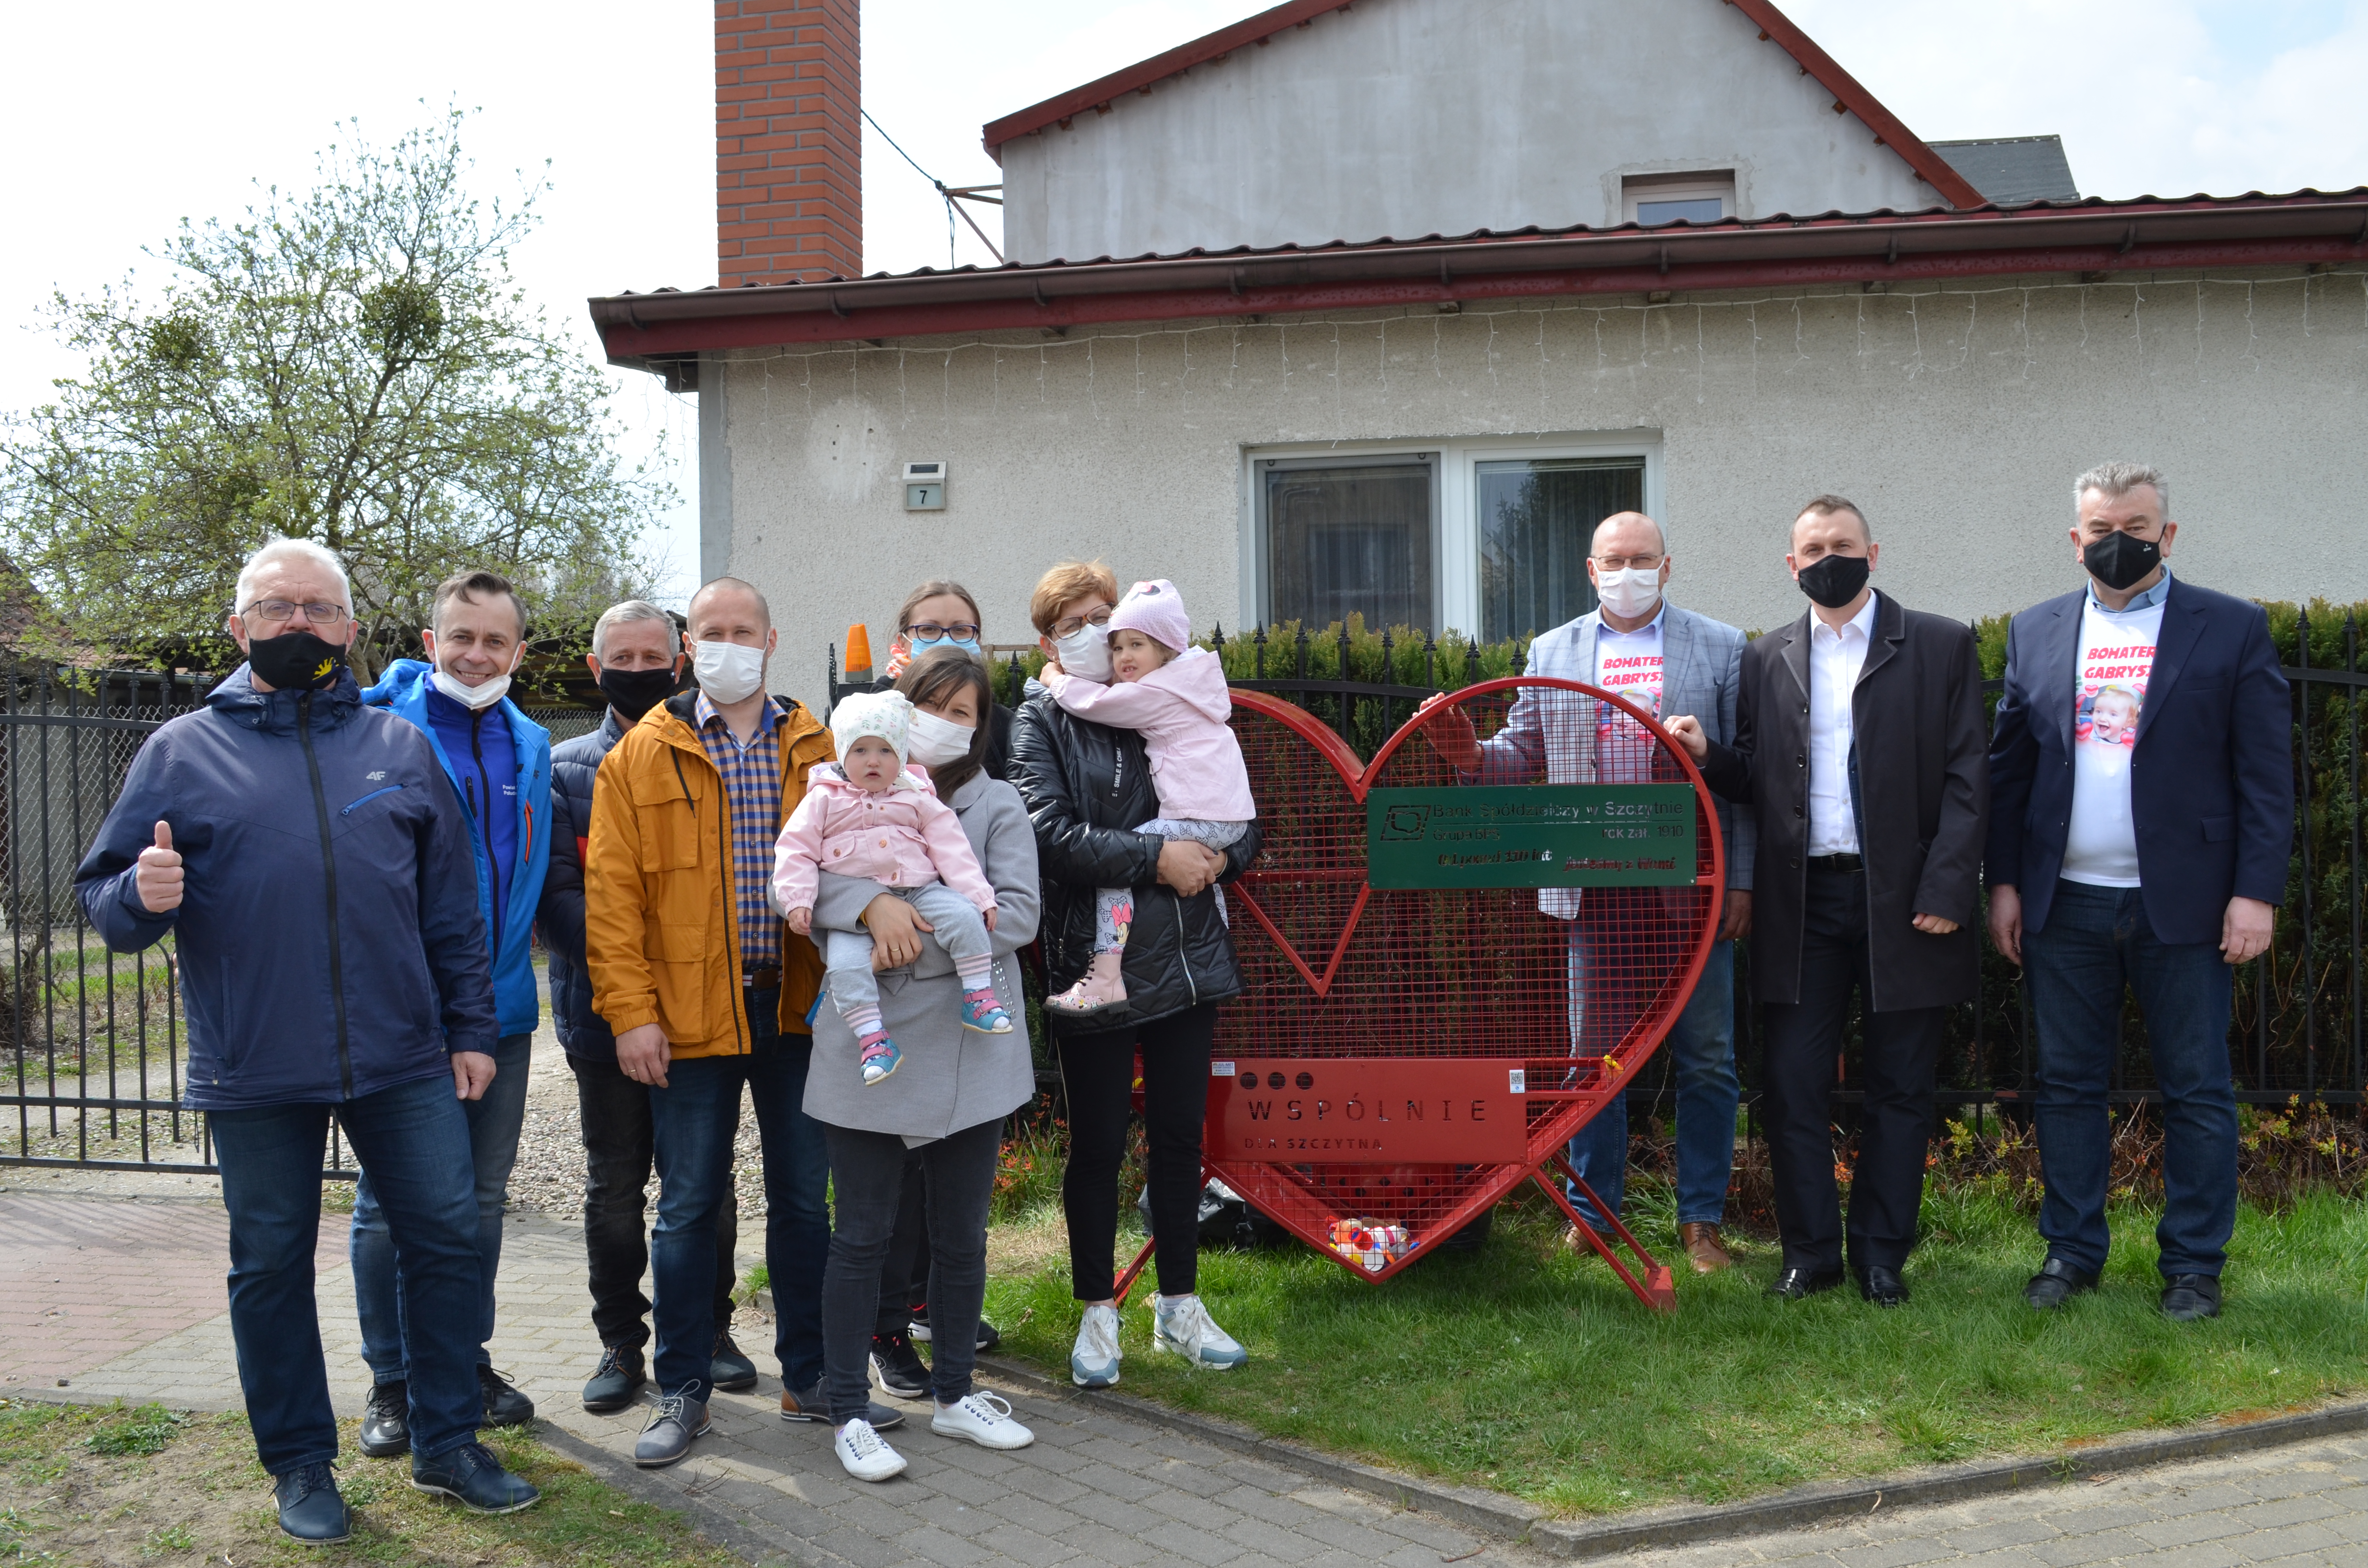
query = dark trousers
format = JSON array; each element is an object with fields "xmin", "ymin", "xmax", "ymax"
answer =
[
  {"xmin": 350, "ymin": 1030, "xmax": 533, "ymax": 1384},
  {"xmin": 646, "ymin": 991, "xmax": 830, "ymax": 1399},
  {"xmin": 568, "ymin": 1050, "xmax": 737, "ymax": 1350},
  {"xmin": 209, "ymin": 1074, "xmax": 483, "ymax": 1472},
  {"xmin": 1060, "ymin": 1003, "xmax": 1217, "ymax": 1301},
  {"xmin": 874, "ymin": 1151, "xmax": 929, "ymax": 1337},
  {"xmin": 2024, "ymin": 879, "xmax": 2238, "ymax": 1279},
  {"xmin": 1760, "ymin": 868, "xmax": 1944, "ymax": 1276},
  {"xmin": 821, "ymin": 1117, "xmax": 1000, "ymax": 1423}
]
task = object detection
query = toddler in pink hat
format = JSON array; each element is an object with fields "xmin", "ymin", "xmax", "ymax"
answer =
[{"xmin": 1039, "ymin": 578, "xmax": 1257, "ymax": 1016}]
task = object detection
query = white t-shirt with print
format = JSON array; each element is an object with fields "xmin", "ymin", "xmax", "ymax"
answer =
[
  {"xmin": 2061, "ymin": 596, "xmax": 2166, "ymax": 887},
  {"xmin": 1593, "ymin": 616, "xmax": 1665, "ymax": 784}
]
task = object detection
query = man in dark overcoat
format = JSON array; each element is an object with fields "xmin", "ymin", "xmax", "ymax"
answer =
[{"xmin": 1668, "ymin": 495, "xmax": 1987, "ymax": 1305}]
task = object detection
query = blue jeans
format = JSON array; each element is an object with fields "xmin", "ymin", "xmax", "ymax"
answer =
[
  {"xmin": 2024, "ymin": 879, "xmax": 2239, "ymax": 1280},
  {"xmin": 647, "ymin": 990, "xmax": 830, "ymax": 1399},
  {"xmin": 1567, "ymin": 935, "xmax": 1739, "ymax": 1229},
  {"xmin": 210, "ymin": 1073, "xmax": 483, "ymax": 1473},
  {"xmin": 350, "ymin": 1031, "xmax": 532, "ymax": 1383}
]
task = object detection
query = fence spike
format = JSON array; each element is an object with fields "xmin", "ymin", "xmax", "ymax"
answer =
[{"xmin": 1254, "ymin": 623, "xmax": 1268, "ymax": 680}]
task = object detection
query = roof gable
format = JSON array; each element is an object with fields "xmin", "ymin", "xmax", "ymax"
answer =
[{"xmin": 985, "ymin": 0, "xmax": 1980, "ymax": 209}]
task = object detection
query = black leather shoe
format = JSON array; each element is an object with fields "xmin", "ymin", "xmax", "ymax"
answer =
[
  {"xmin": 1767, "ymin": 1266, "xmax": 1845, "ymax": 1300},
  {"xmin": 582, "ymin": 1344, "xmax": 646, "ymax": 1413},
  {"xmin": 411, "ymin": 1441, "xmax": 541, "ymax": 1513},
  {"xmin": 710, "ymin": 1328, "xmax": 759, "ymax": 1393},
  {"xmin": 477, "ymin": 1365, "xmax": 535, "ymax": 1427},
  {"xmin": 358, "ymin": 1381, "xmax": 409, "ymax": 1458},
  {"xmin": 273, "ymin": 1462, "xmax": 351, "ymax": 1544},
  {"xmin": 2023, "ymin": 1258, "xmax": 2100, "ymax": 1311},
  {"xmin": 2161, "ymin": 1273, "xmax": 2222, "ymax": 1322},
  {"xmin": 634, "ymin": 1394, "xmax": 711, "ymax": 1469},
  {"xmin": 1857, "ymin": 1265, "xmax": 1910, "ymax": 1307}
]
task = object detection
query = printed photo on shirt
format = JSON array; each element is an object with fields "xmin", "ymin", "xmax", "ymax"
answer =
[{"xmin": 2076, "ymin": 642, "xmax": 2154, "ymax": 750}]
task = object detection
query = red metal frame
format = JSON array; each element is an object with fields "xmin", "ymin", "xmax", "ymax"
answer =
[{"xmin": 1167, "ymin": 680, "xmax": 1723, "ymax": 1307}]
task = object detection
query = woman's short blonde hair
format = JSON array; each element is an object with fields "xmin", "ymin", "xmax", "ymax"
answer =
[{"xmin": 1028, "ymin": 560, "xmax": 1119, "ymax": 635}]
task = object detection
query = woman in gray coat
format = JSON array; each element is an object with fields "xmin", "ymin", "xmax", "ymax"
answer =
[{"xmin": 803, "ymin": 650, "xmax": 1040, "ymax": 1482}]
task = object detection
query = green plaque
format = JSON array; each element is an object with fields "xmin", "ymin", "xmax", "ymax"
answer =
[{"xmin": 1365, "ymin": 784, "xmax": 1698, "ymax": 889}]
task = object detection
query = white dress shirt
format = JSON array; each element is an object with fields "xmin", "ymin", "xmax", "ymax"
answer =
[{"xmin": 1806, "ymin": 590, "xmax": 1880, "ymax": 856}]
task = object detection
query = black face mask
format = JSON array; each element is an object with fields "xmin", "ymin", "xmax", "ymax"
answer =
[
  {"xmin": 2082, "ymin": 528, "xmax": 2162, "ymax": 592},
  {"xmin": 1795, "ymin": 552, "xmax": 1872, "ymax": 610},
  {"xmin": 246, "ymin": 630, "xmax": 347, "ymax": 692},
  {"xmin": 597, "ymin": 665, "xmax": 678, "ymax": 722}
]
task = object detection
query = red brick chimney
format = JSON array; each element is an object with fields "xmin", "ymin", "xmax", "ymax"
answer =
[{"xmin": 716, "ymin": 0, "xmax": 862, "ymax": 287}]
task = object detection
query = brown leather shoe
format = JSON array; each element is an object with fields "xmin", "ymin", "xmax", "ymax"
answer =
[{"xmin": 1679, "ymin": 1222, "xmax": 1732, "ymax": 1274}]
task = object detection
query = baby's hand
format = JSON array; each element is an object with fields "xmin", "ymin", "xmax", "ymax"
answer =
[
  {"xmin": 982, "ymin": 906, "xmax": 998, "ymax": 933},
  {"xmin": 787, "ymin": 906, "xmax": 813, "ymax": 935}
]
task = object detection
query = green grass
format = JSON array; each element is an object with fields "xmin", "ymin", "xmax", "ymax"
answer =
[
  {"xmin": 0, "ymin": 1397, "xmax": 738, "ymax": 1566},
  {"xmin": 983, "ymin": 1183, "xmax": 2368, "ymax": 1516}
]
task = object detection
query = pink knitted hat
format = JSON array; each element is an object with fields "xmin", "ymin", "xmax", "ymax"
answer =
[{"xmin": 1108, "ymin": 578, "xmax": 1192, "ymax": 654}]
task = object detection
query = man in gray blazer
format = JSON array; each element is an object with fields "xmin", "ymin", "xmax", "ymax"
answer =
[{"xmin": 1423, "ymin": 512, "xmax": 1753, "ymax": 1273}]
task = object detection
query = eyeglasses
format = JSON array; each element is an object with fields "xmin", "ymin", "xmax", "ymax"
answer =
[
  {"xmin": 1593, "ymin": 554, "xmax": 1664, "ymax": 571},
  {"xmin": 241, "ymin": 600, "xmax": 349, "ymax": 626},
  {"xmin": 1049, "ymin": 606, "xmax": 1113, "ymax": 639},
  {"xmin": 906, "ymin": 621, "xmax": 981, "ymax": 643}
]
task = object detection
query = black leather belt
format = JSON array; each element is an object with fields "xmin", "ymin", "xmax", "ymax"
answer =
[
  {"xmin": 1805, "ymin": 853, "xmax": 1865, "ymax": 873},
  {"xmin": 741, "ymin": 965, "xmax": 781, "ymax": 989}
]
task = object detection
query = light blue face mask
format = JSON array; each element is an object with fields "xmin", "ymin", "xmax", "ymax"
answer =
[{"xmin": 910, "ymin": 633, "xmax": 982, "ymax": 658}]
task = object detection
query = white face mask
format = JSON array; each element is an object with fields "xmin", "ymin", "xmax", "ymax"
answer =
[
  {"xmin": 1054, "ymin": 622, "xmax": 1112, "ymax": 683},
  {"xmin": 430, "ymin": 649, "xmax": 518, "ymax": 711},
  {"xmin": 692, "ymin": 638, "xmax": 766, "ymax": 705},
  {"xmin": 1593, "ymin": 566, "xmax": 1664, "ymax": 621},
  {"xmin": 906, "ymin": 708, "xmax": 975, "ymax": 768}
]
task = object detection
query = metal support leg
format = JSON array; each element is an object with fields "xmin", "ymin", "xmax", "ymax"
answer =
[{"xmin": 1533, "ymin": 1155, "xmax": 1677, "ymax": 1312}]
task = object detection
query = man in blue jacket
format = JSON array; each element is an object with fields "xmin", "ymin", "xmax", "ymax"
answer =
[
  {"xmin": 1987, "ymin": 464, "xmax": 2292, "ymax": 1322},
  {"xmin": 351, "ymin": 569, "xmax": 552, "ymax": 1456},
  {"xmin": 537, "ymin": 599, "xmax": 754, "ymax": 1412},
  {"xmin": 74, "ymin": 539, "xmax": 539, "ymax": 1541}
]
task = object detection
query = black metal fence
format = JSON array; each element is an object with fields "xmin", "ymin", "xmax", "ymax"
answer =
[{"xmin": 831, "ymin": 612, "xmax": 2368, "ymax": 1123}]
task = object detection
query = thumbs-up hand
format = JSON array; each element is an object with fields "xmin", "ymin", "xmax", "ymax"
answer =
[{"xmin": 135, "ymin": 821, "xmax": 184, "ymax": 914}]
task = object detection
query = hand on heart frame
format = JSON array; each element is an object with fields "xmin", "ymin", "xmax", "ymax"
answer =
[{"xmin": 1196, "ymin": 678, "xmax": 1723, "ymax": 1301}]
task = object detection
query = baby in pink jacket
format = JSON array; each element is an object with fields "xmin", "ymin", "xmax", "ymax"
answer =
[
  {"xmin": 774, "ymin": 691, "xmax": 1011, "ymax": 1086},
  {"xmin": 1039, "ymin": 578, "xmax": 1257, "ymax": 1016}
]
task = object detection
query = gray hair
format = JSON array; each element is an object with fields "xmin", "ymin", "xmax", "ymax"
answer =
[
  {"xmin": 234, "ymin": 538, "xmax": 353, "ymax": 614},
  {"xmin": 591, "ymin": 599, "xmax": 676, "ymax": 662},
  {"xmin": 2073, "ymin": 462, "xmax": 2170, "ymax": 518}
]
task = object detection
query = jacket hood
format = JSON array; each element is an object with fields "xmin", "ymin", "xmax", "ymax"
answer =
[
  {"xmin": 1150, "ymin": 648, "xmax": 1233, "ymax": 723},
  {"xmin": 360, "ymin": 657, "xmax": 432, "ymax": 707},
  {"xmin": 207, "ymin": 663, "xmax": 362, "ymax": 734}
]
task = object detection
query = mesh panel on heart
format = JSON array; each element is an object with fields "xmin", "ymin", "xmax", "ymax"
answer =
[{"xmin": 1209, "ymin": 680, "xmax": 1723, "ymax": 1272}]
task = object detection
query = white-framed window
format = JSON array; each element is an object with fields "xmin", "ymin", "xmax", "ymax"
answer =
[
  {"xmin": 1240, "ymin": 433, "xmax": 1663, "ymax": 638},
  {"xmin": 1622, "ymin": 171, "xmax": 1736, "ymax": 226}
]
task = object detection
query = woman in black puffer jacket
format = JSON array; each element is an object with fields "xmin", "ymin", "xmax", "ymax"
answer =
[{"xmin": 1008, "ymin": 561, "xmax": 1261, "ymax": 1389}]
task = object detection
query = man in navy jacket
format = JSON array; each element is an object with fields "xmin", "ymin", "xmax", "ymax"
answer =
[
  {"xmin": 74, "ymin": 539, "xmax": 539, "ymax": 1540},
  {"xmin": 1987, "ymin": 463, "xmax": 2292, "ymax": 1322}
]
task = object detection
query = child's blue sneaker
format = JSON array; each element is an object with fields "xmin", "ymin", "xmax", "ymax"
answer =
[
  {"xmin": 860, "ymin": 1035, "xmax": 901, "ymax": 1085},
  {"xmin": 961, "ymin": 990, "xmax": 1014, "ymax": 1034}
]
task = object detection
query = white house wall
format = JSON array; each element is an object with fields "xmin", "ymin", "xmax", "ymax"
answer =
[
  {"xmin": 996, "ymin": 0, "xmax": 1935, "ymax": 264},
  {"xmin": 713, "ymin": 267, "xmax": 2368, "ymax": 714}
]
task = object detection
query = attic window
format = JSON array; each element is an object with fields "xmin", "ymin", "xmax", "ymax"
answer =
[{"xmin": 1623, "ymin": 172, "xmax": 1736, "ymax": 226}]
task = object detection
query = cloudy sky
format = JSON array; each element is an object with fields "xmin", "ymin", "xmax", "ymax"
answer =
[{"xmin": 4, "ymin": 0, "xmax": 2362, "ymax": 607}]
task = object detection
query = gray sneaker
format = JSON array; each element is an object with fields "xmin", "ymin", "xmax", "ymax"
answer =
[{"xmin": 634, "ymin": 1394, "xmax": 710, "ymax": 1468}]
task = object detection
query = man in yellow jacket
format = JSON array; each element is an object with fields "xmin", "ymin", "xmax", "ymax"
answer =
[{"xmin": 585, "ymin": 576, "xmax": 886, "ymax": 1467}]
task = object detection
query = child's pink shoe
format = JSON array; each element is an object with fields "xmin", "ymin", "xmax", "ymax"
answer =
[
  {"xmin": 962, "ymin": 989, "xmax": 1014, "ymax": 1034},
  {"xmin": 1045, "ymin": 951, "xmax": 1127, "ymax": 1017},
  {"xmin": 861, "ymin": 1034, "xmax": 901, "ymax": 1085}
]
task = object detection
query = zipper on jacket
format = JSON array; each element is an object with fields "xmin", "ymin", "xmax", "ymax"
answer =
[
  {"xmin": 470, "ymin": 711, "xmax": 504, "ymax": 957},
  {"xmin": 297, "ymin": 692, "xmax": 355, "ymax": 1100},
  {"xmin": 1173, "ymin": 888, "xmax": 1201, "ymax": 1007},
  {"xmin": 340, "ymin": 784, "xmax": 405, "ymax": 816}
]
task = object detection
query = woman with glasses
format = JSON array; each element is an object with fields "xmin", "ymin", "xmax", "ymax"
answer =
[
  {"xmin": 1007, "ymin": 560, "xmax": 1262, "ymax": 1389},
  {"xmin": 872, "ymin": 581, "xmax": 1012, "ymax": 780}
]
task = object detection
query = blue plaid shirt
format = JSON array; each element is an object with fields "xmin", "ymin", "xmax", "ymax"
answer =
[{"xmin": 694, "ymin": 690, "xmax": 783, "ymax": 972}]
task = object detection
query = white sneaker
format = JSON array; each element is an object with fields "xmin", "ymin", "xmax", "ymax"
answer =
[
  {"xmin": 931, "ymin": 1391, "xmax": 1035, "ymax": 1450},
  {"xmin": 833, "ymin": 1418, "xmax": 907, "ymax": 1482},
  {"xmin": 1151, "ymin": 1293, "xmax": 1248, "ymax": 1371},
  {"xmin": 1071, "ymin": 1302, "xmax": 1122, "ymax": 1388}
]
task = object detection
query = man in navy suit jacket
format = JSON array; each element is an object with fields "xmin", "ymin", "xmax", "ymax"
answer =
[{"xmin": 1987, "ymin": 463, "xmax": 2291, "ymax": 1323}]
